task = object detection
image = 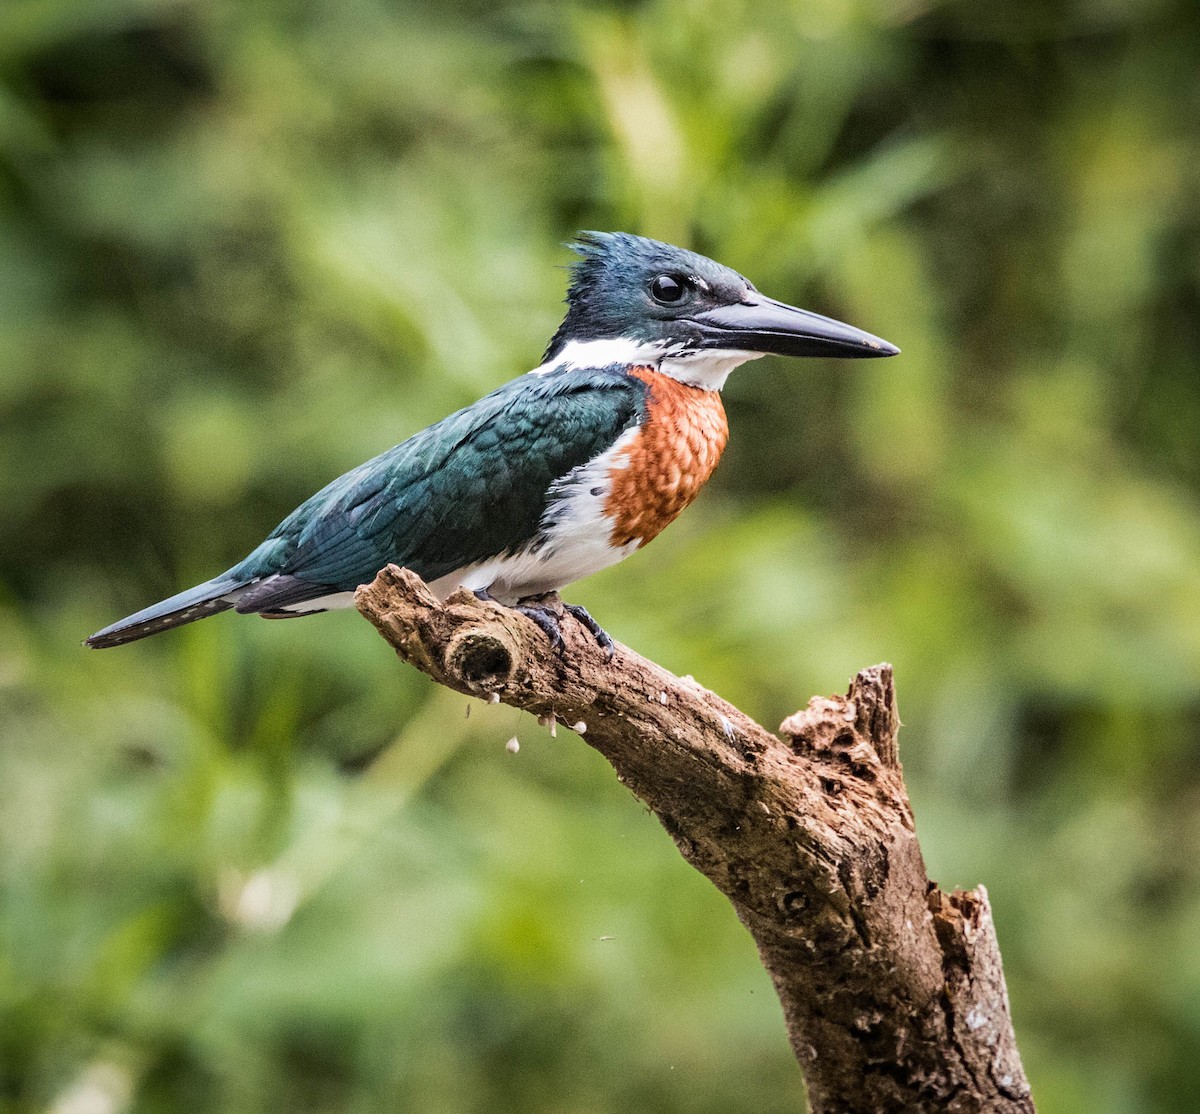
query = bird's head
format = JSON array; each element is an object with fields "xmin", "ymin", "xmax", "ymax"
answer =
[{"xmin": 542, "ymin": 232, "xmax": 898, "ymax": 389}]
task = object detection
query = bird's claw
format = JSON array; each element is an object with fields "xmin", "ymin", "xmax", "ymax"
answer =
[
  {"xmin": 514, "ymin": 602, "xmax": 565, "ymax": 651},
  {"xmin": 485, "ymin": 590, "xmax": 613, "ymax": 658},
  {"xmin": 563, "ymin": 603, "xmax": 615, "ymax": 659}
]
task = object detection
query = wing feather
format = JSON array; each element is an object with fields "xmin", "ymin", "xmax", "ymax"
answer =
[{"xmin": 229, "ymin": 368, "xmax": 647, "ymax": 599}]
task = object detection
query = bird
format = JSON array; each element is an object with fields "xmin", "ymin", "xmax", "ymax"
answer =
[{"xmin": 87, "ymin": 232, "xmax": 898, "ymax": 653}]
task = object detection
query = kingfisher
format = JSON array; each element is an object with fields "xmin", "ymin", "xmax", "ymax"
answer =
[{"xmin": 87, "ymin": 232, "xmax": 897, "ymax": 653}]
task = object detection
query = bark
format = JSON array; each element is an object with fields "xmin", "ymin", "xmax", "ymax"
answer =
[{"xmin": 356, "ymin": 566, "xmax": 1035, "ymax": 1114}]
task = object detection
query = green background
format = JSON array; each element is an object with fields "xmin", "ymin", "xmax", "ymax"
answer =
[{"xmin": 3, "ymin": 0, "xmax": 1199, "ymax": 1111}]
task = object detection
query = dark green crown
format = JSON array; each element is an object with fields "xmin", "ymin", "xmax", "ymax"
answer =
[{"xmin": 543, "ymin": 232, "xmax": 755, "ymax": 360}]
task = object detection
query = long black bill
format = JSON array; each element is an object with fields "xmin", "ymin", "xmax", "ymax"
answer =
[{"xmin": 689, "ymin": 295, "xmax": 899, "ymax": 359}]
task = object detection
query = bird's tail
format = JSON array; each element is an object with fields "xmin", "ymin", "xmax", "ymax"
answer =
[{"xmin": 85, "ymin": 575, "xmax": 248, "ymax": 649}]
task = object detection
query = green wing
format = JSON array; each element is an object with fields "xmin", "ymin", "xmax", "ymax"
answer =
[{"xmin": 231, "ymin": 368, "xmax": 647, "ymax": 600}]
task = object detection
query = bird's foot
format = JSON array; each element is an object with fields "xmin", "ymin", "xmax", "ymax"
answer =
[
  {"xmin": 514, "ymin": 600, "xmax": 565, "ymax": 652},
  {"xmin": 477, "ymin": 588, "xmax": 564, "ymax": 648},
  {"xmin": 478, "ymin": 589, "xmax": 614, "ymax": 658},
  {"xmin": 562, "ymin": 602, "xmax": 615, "ymax": 659}
]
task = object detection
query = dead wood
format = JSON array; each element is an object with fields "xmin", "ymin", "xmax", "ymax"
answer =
[{"xmin": 356, "ymin": 565, "xmax": 1034, "ymax": 1114}]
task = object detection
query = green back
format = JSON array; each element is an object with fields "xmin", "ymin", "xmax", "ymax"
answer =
[{"xmin": 232, "ymin": 368, "xmax": 648, "ymax": 591}]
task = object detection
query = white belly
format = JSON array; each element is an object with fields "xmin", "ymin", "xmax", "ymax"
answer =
[
  {"xmin": 427, "ymin": 532, "xmax": 636, "ymax": 604},
  {"xmin": 428, "ymin": 428, "xmax": 640, "ymax": 604}
]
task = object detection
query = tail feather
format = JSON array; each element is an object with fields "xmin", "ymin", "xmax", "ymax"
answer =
[{"xmin": 85, "ymin": 577, "xmax": 247, "ymax": 649}]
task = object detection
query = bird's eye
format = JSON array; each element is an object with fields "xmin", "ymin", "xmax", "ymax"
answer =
[{"xmin": 649, "ymin": 274, "xmax": 688, "ymax": 305}]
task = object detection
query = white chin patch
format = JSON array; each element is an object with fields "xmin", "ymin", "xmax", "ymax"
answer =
[
  {"xmin": 531, "ymin": 337, "xmax": 671, "ymax": 375},
  {"xmin": 532, "ymin": 337, "xmax": 761, "ymax": 391},
  {"xmin": 658, "ymin": 349, "xmax": 762, "ymax": 391}
]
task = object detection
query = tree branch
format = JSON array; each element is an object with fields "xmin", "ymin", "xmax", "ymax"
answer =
[{"xmin": 356, "ymin": 565, "xmax": 1035, "ymax": 1114}]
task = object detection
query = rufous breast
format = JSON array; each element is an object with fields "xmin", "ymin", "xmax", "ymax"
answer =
[{"xmin": 604, "ymin": 366, "xmax": 729, "ymax": 548}]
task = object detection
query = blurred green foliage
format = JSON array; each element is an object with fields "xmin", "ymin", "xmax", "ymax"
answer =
[{"xmin": 2, "ymin": 0, "xmax": 1199, "ymax": 1110}]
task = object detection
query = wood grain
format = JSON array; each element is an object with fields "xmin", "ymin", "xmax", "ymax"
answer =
[{"xmin": 356, "ymin": 566, "xmax": 1035, "ymax": 1113}]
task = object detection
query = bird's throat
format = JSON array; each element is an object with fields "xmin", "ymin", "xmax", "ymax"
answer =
[{"xmin": 657, "ymin": 348, "xmax": 761, "ymax": 391}]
